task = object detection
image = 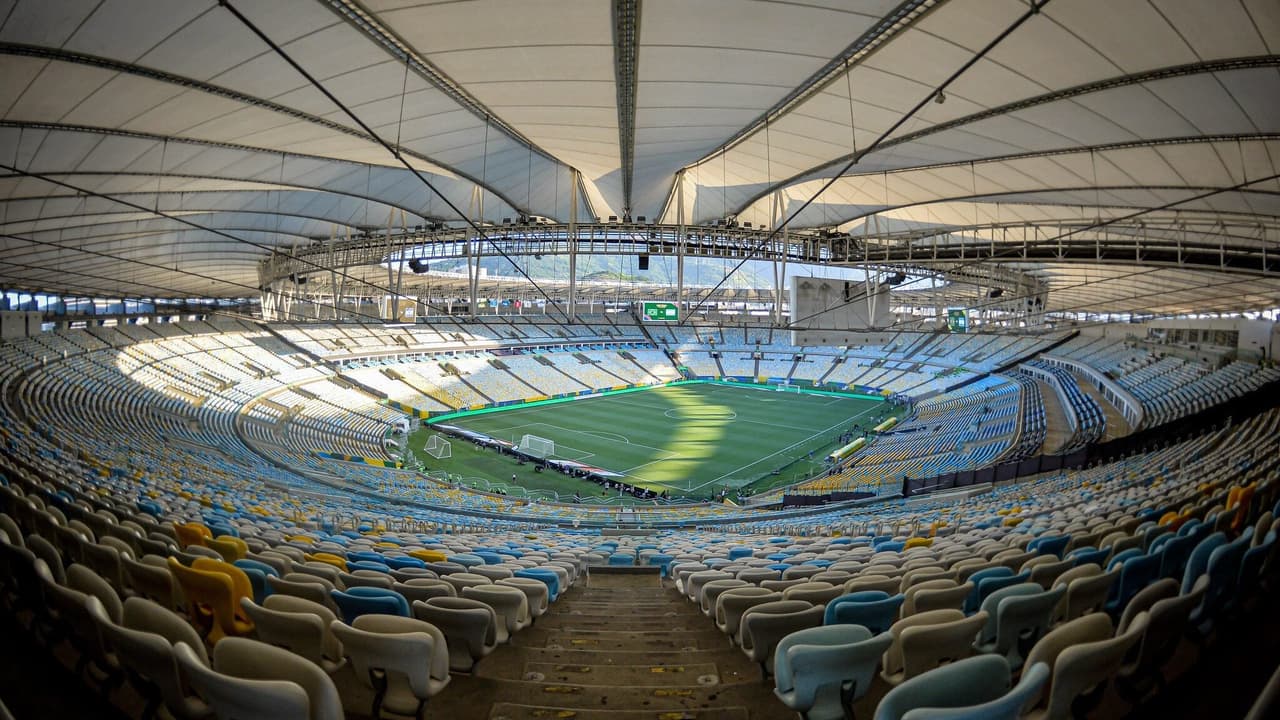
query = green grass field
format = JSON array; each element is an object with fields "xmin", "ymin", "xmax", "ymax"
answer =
[{"xmin": 407, "ymin": 382, "xmax": 892, "ymax": 502}]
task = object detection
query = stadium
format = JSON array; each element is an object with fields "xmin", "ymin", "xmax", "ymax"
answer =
[{"xmin": 0, "ymin": 1, "xmax": 1278, "ymax": 719}]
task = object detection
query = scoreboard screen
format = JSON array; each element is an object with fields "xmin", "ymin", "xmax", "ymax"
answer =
[
  {"xmin": 642, "ymin": 301, "xmax": 679, "ymax": 322},
  {"xmin": 947, "ymin": 308, "xmax": 969, "ymax": 333}
]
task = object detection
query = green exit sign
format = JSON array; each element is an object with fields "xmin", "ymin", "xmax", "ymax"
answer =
[{"xmin": 642, "ymin": 301, "xmax": 679, "ymax": 322}]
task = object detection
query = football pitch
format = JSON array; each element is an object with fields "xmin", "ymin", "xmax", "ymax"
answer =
[{"xmin": 408, "ymin": 381, "xmax": 892, "ymax": 501}]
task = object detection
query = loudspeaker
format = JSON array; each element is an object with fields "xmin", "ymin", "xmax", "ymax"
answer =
[{"xmin": 638, "ymin": 255, "xmax": 649, "ymax": 271}]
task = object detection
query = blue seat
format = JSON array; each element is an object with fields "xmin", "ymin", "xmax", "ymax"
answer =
[
  {"xmin": 1235, "ymin": 529, "xmax": 1276, "ymax": 605},
  {"xmin": 963, "ymin": 567, "xmax": 1013, "ymax": 613},
  {"xmin": 233, "ymin": 559, "xmax": 279, "ymax": 604},
  {"xmin": 824, "ymin": 591, "xmax": 904, "ymax": 635},
  {"xmin": 1180, "ymin": 532, "xmax": 1227, "ymax": 595},
  {"xmin": 647, "ymin": 553, "xmax": 675, "ymax": 576},
  {"xmin": 1106, "ymin": 548, "xmax": 1142, "ymax": 571},
  {"xmin": 1105, "ymin": 553, "xmax": 1163, "ymax": 615},
  {"xmin": 472, "ymin": 551, "xmax": 505, "ymax": 565},
  {"xmin": 514, "ymin": 568, "xmax": 560, "ymax": 602},
  {"xmin": 773, "ymin": 624, "xmax": 892, "ymax": 720},
  {"xmin": 1155, "ymin": 533, "xmax": 1198, "ymax": 579},
  {"xmin": 973, "ymin": 571, "xmax": 1030, "ymax": 614},
  {"xmin": 766, "ymin": 553, "xmax": 789, "ymax": 562},
  {"xmin": 875, "ymin": 540, "xmax": 906, "ymax": 553},
  {"xmin": 1193, "ymin": 530, "xmax": 1252, "ymax": 632},
  {"xmin": 1027, "ymin": 534, "xmax": 1070, "ymax": 559},
  {"xmin": 608, "ymin": 553, "xmax": 636, "ymax": 566},
  {"xmin": 330, "ymin": 586, "xmax": 411, "ymax": 622},
  {"xmin": 348, "ymin": 560, "xmax": 390, "ymax": 574},
  {"xmin": 448, "ymin": 553, "xmax": 485, "ymax": 568},
  {"xmin": 382, "ymin": 555, "xmax": 427, "ymax": 571},
  {"xmin": 1067, "ymin": 546, "xmax": 1110, "ymax": 568},
  {"xmin": 347, "ymin": 551, "xmax": 386, "ymax": 565}
]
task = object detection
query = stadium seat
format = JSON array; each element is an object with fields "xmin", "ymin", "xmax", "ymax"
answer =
[
  {"xmin": 739, "ymin": 600, "xmax": 825, "ymax": 673},
  {"xmin": 329, "ymin": 615, "xmax": 451, "ymax": 719},
  {"xmin": 167, "ymin": 557, "xmax": 254, "ymax": 643},
  {"xmin": 773, "ymin": 624, "xmax": 892, "ymax": 720},
  {"xmin": 825, "ymin": 591, "xmax": 905, "ymax": 634},
  {"xmin": 175, "ymin": 638, "xmax": 342, "ymax": 720},
  {"xmin": 874, "ymin": 654, "xmax": 1018, "ymax": 720},
  {"xmin": 462, "ymin": 584, "xmax": 531, "ymax": 643},
  {"xmin": 412, "ymin": 597, "xmax": 498, "ymax": 672},
  {"xmin": 238, "ymin": 597, "xmax": 345, "ymax": 674}
]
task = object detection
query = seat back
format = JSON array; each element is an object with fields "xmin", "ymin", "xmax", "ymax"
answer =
[
  {"xmin": 462, "ymin": 584, "xmax": 531, "ymax": 642},
  {"xmin": 1058, "ymin": 568, "xmax": 1119, "ymax": 623},
  {"xmin": 991, "ymin": 586, "xmax": 1066, "ymax": 669},
  {"xmin": 896, "ymin": 662, "xmax": 1049, "ymax": 720},
  {"xmin": 910, "ymin": 582, "xmax": 973, "ymax": 616},
  {"xmin": 330, "ymin": 587, "xmax": 411, "ymax": 623},
  {"xmin": 875, "ymin": 654, "xmax": 1012, "ymax": 720},
  {"xmin": 900, "ymin": 611, "xmax": 988, "ymax": 680},
  {"xmin": 825, "ymin": 592, "xmax": 905, "ymax": 634},
  {"xmin": 739, "ymin": 600, "xmax": 824, "ymax": 669},
  {"xmin": 774, "ymin": 625, "xmax": 891, "ymax": 715},
  {"xmin": 715, "ymin": 587, "xmax": 780, "ymax": 637},
  {"xmin": 882, "ymin": 609, "xmax": 965, "ymax": 680},
  {"xmin": 67, "ymin": 562, "xmax": 124, "ymax": 624},
  {"xmin": 330, "ymin": 615, "xmax": 450, "ymax": 715},
  {"xmin": 102, "ymin": 614, "xmax": 209, "ymax": 720},
  {"xmin": 1021, "ymin": 613, "xmax": 1113, "ymax": 712},
  {"xmin": 1044, "ymin": 612, "xmax": 1148, "ymax": 720},
  {"xmin": 411, "ymin": 597, "xmax": 497, "ymax": 671},
  {"xmin": 1117, "ymin": 578, "xmax": 1177, "ymax": 633}
]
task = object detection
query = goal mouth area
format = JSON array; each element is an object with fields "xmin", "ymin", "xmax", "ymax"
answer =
[
  {"xmin": 518, "ymin": 434, "xmax": 555, "ymax": 460},
  {"xmin": 424, "ymin": 434, "xmax": 452, "ymax": 460}
]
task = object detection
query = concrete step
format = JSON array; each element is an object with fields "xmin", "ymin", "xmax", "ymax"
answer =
[
  {"xmin": 520, "ymin": 661, "xmax": 722, "ymax": 687},
  {"xmin": 490, "ymin": 703, "xmax": 750, "ymax": 719},
  {"xmin": 522, "ymin": 629, "xmax": 731, "ymax": 652}
]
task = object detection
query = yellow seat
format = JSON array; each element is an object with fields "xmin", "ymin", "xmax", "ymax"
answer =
[
  {"xmin": 904, "ymin": 537, "xmax": 933, "ymax": 550},
  {"xmin": 409, "ymin": 549, "xmax": 448, "ymax": 563},
  {"xmin": 287, "ymin": 534, "xmax": 316, "ymax": 545},
  {"xmin": 306, "ymin": 552, "xmax": 348, "ymax": 571},
  {"xmin": 207, "ymin": 535, "xmax": 248, "ymax": 562},
  {"xmin": 173, "ymin": 522, "xmax": 212, "ymax": 548},
  {"xmin": 167, "ymin": 558, "xmax": 254, "ymax": 644}
]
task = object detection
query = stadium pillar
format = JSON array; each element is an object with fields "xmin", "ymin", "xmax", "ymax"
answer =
[
  {"xmin": 772, "ymin": 188, "xmax": 786, "ymax": 325},
  {"xmin": 568, "ymin": 168, "xmax": 579, "ymax": 322},
  {"xmin": 676, "ymin": 169, "xmax": 686, "ymax": 313},
  {"xmin": 467, "ymin": 186, "xmax": 483, "ymax": 317}
]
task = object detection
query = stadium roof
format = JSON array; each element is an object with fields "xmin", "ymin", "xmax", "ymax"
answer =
[{"xmin": 1, "ymin": 0, "xmax": 1278, "ymax": 315}]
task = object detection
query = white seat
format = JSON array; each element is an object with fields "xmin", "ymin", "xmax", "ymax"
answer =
[
  {"xmin": 240, "ymin": 596, "xmax": 346, "ymax": 673},
  {"xmin": 462, "ymin": 584, "xmax": 531, "ymax": 643},
  {"xmin": 330, "ymin": 615, "xmax": 452, "ymax": 720},
  {"xmin": 412, "ymin": 597, "xmax": 498, "ymax": 671},
  {"xmin": 175, "ymin": 637, "xmax": 343, "ymax": 720}
]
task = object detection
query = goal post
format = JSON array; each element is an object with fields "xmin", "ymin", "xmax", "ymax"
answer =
[
  {"xmin": 424, "ymin": 434, "xmax": 452, "ymax": 460},
  {"xmin": 518, "ymin": 434, "xmax": 555, "ymax": 459}
]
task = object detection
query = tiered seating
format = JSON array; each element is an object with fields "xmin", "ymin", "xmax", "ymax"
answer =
[
  {"xmin": 1, "ymin": 393, "xmax": 1275, "ymax": 719},
  {"xmin": 1054, "ymin": 339, "xmax": 1280, "ymax": 430},
  {"xmin": 1021, "ymin": 359, "xmax": 1105, "ymax": 452}
]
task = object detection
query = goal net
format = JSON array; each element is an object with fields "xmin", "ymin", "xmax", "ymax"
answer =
[
  {"xmin": 518, "ymin": 434, "xmax": 555, "ymax": 459},
  {"xmin": 424, "ymin": 435, "xmax": 452, "ymax": 460}
]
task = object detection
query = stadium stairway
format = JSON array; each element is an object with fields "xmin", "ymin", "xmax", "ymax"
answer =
[
  {"xmin": 1073, "ymin": 373, "xmax": 1133, "ymax": 440},
  {"xmin": 1032, "ymin": 378, "xmax": 1073, "ymax": 454},
  {"xmin": 426, "ymin": 572, "xmax": 795, "ymax": 719}
]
